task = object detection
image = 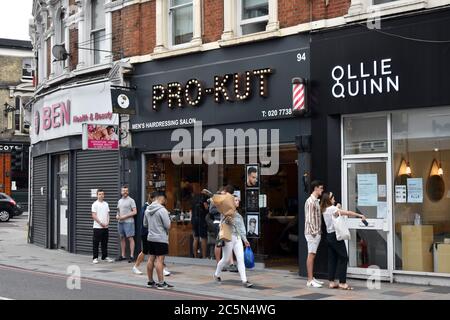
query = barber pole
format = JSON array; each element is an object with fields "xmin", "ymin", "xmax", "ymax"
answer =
[{"xmin": 292, "ymin": 78, "xmax": 308, "ymax": 116}]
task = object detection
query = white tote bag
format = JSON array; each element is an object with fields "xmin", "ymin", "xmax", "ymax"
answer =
[{"xmin": 333, "ymin": 214, "xmax": 351, "ymax": 241}]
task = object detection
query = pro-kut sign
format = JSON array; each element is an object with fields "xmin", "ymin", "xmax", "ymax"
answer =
[{"xmin": 152, "ymin": 68, "xmax": 273, "ymax": 110}]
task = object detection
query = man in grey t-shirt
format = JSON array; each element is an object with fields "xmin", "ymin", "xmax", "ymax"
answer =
[{"xmin": 116, "ymin": 186, "xmax": 137, "ymax": 262}]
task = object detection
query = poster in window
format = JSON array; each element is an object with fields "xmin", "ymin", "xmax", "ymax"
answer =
[
  {"xmin": 246, "ymin": 189, "xmax": 260, "ymax": 212},
  {"xmin": 246, "ymin": 213, "xmax": 260, "ymax": 238},
  {"xmin": 407, "ymin": 178, "xmax": 423, "ymax": 203},
  {"xmin": 357, "ymin": 174, "xmax": 378, "ymax": 206},
  {"xmin": 246, "ymin": 164, "xmax": 259, "ymax": 188}
]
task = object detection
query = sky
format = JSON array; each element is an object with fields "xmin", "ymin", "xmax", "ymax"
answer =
[{"xmin": 0, "ymin": 0, "xmax": 33, "ymax": 41}]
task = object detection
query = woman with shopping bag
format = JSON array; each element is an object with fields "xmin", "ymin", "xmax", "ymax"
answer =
[
  {"xmin": 320, "ymin": 192, "xmax": 366, "ymax": 290},
  {"xmin": 213, "ymin": 193, "xmax": 254, "ymax": 288}
]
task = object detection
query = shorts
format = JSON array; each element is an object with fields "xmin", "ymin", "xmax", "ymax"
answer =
[
  {"xmin": 118, "ymin": 222, "xmax": 135, "ymax": 238},
  {"xmin": 148, "ymin": 241, "xmax": 169, "ymax": 256},
  {"xmin": 305, "ymin": 234, "xmax": 322, "ymax": 254},
  {"xmin": 192, "ymin": 216, "xmax": 207, "ymax": 238},
  {"xmin": 141, "ymin": 235, "xmax": 150, "ymax": 255}
]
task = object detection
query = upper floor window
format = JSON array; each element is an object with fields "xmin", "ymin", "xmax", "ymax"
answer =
[
  {"xmin": 239, "ymin": 0, "xmax": 269, "ymax": 35},
  {"xmin": 14, "ymin": 97, "xmax": 21, "ymax": 132},
  {"xmin": 372, "ymin": 0, "xmax": 399, "ymax": 4},
  {"xmin": 22, "ymin": 58, "xmax": 34, "ymax": 81},
  {"xmin": 91, "ymin": 0, "xmax": 107, "ymax": 64},
  {"xmin": 169, "ymin": 0, "xmax": 193, "ymax": 46}
]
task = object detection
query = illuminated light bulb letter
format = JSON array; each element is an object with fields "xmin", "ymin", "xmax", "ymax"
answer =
[
  {"xmin": 167, "ymin": 82, "xmax": 183, "ymax": 108},
  {"xmin": 234, "ymin": 71, "xmax": 252, "ymax": 101},
  {"xmin": 253, "ymin": 68, "xmax": 274, "ymax": 97},
  {"xmin": 152, "ymin": 85, "xmax": 166, "ymax": 110},
  {"xmin": 184, "ymin": 79, "xmax": 203, "ymax": 107},
  {"xmin": 214, "ymin": 74, "xmax": 233, "ymax": 103}
]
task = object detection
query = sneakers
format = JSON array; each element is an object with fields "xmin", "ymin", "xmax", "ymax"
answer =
[
  {"xmin": 128, "ymin": 256, "xmax": 136, "ymax": 263},
  {"xmin": 116, "ymin": 256, "xmax": 126, "ymax": 262},
  {"xmin": 228, "ymin": 264, "xmax": 238, "ymax": 273},
  {"xmin": 163, "ymin": 268, "xmax": 171, "ymax": 276},
  {"xmin": 313, "ymin": 278, "xmax": 324, "ymax": 285},
  {"xmin": 243, "ymin": 281, "xmax": 254, "ymax": 288},
  {"xmin": 103, "ymin": 257, "xmax": 114, "ymax": 263},
  {"xmin": 147, "ymin": 281, "xmax": 156, "ymax": 288},
  {"xmin": 307, "ymin": 279, "xmax": 323, "ymax": 288},
  {"xmin": 132, "ymin": 266, "xmax": 143, "ymax": 275},
  {"xmin": 156, "ymin": 282, "xmax": 174, "ymax": 290},
  {"xmin": 92, "ymin": 258, "xmax": 99, "ymax": 264},
  {"xmin": 213, "ymin": 274, "xmax": 222, "ymax": 283}
]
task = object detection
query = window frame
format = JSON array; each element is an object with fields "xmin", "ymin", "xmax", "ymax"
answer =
[
  {"xmin": 90, "ymin": 0, "xmax": 107, "ymax": 65},
  {"xmin": 237, "ymin": 0, "xmax": 269, "ymax": 36},
  {"xmin": 168, "ymin": 0, "xmax": 194, "ymax": 48},
  {"xmin": 21, "ymin": 58, "xmax": 34, "ymax": 81},
  {"xmin": 55, "ymin": 8, "xmax": 67, "ymax": 74}
]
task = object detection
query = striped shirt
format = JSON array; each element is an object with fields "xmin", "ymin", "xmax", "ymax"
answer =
[{"xmin": 304, "ymin": 194, "xmax": 322, "ymax": 236}]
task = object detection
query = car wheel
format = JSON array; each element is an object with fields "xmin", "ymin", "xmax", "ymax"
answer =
[{"xmin": 0, "ymin": 210, "xmax": 10, "ymax": 222}]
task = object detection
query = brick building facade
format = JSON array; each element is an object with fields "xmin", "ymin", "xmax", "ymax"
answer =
[{"xmin": 30, "ymin": 0, "xmax": 450, "ymax": 285}]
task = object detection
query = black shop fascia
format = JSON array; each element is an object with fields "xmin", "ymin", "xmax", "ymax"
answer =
[
  {"xmin": 306, "ymin": 8, "xmax": 450, "ymax": 280},
  {"xmin": 128, "ymin": 34, "xmax": 312, "ymax": 270}
]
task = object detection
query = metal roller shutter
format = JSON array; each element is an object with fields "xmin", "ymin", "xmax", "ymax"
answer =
[
  {"xmin": 75, "ymin": 150, "xmax": 119, "ymax": 256},
  {"xmin": 31, "ymin": 155, "xmax": 48, "ymax": 247}
]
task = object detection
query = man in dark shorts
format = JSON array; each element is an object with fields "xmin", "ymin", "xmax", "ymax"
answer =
[
  {"xmin": 191, "ymin": 192, "xmax": 209, "ymax": 258},
  {"xmin": 143, "ymin": 192, "xmax": 173, "ymax": 290}
]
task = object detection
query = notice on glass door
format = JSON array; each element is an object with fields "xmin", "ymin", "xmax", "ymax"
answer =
[
  {"xmin": 407, "ymin": 178, "xmax": 423, "ymax": 203},
  {"xmin": 395, "ymin": 185, "xmax": 407, "ymax": 203},
  {"xmin": 377, "ymin": 201, "xmax": 388, "ymax": 219},
  {"xmin": 357, "ymin": 174, "xmax": 378, "ymax": 206}
]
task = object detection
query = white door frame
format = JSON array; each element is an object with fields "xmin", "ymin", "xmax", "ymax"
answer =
[{"xmin": 341, "ymin": 114, "xmax": 394, "ymax": 282}]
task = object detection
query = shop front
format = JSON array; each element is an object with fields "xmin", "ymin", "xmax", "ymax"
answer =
[
  {"xmin": 130, "ymin": 35, "xmax": 311, "ymax": 270},
  {"xmin": 0, "ymin": 141, "xmax": 29, "ymax": 210},
  {"xmin": 30, "ymin": 81, "xmax": 120, "ymax": 255},
  {"xmin": 311, "ymin": 9, "xmax": 450, "ymax": 284}
]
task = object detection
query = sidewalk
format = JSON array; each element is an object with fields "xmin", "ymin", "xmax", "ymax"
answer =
[{"xmin": 1, "ymin": 216, "xmax": 449, "ymax": 300}]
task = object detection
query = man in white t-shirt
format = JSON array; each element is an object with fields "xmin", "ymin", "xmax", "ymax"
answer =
[{"xmin": 92, "ymin": 189, "xmax": 114, "ymax": 264}]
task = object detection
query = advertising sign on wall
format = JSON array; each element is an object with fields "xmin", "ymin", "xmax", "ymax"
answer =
[
  {"xmin": 82, "ymin": 124, "xmax": 119, "ymax": 150},
  {"xmin": 31, "ymin": 82, "xmax": 119, "ymax": 144}
]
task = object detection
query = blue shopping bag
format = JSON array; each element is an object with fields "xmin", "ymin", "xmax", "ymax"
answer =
[{"xmin": 244, "ymin": 246, "xmax": 255, "ymax": 269}]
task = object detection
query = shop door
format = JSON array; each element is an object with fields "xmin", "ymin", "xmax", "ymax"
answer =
[
  {"xmin": 52, "ymin": 154, "xmax": 69, "ymax": 250},
  {"xmin": 343, "ymin": 159, "xmax": 393, "ymax": 280}
]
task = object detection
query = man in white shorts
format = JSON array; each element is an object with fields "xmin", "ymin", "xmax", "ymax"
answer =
[{"xmin": 304, "ymin": 180, "xmax": 324, "ymax": 288}]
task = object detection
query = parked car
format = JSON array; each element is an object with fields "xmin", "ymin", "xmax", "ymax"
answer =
[{"xmin": 0, "ymin": 193, "xmax": 23, "ymax": 222}]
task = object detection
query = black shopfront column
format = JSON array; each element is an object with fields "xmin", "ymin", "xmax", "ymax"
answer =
[{"xmin": 297, "ymin": 135, "xmax": 311, "ymax": 277}]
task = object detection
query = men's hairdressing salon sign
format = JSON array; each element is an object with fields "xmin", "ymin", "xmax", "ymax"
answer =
[
  {"xmin": 131, "ymin": 36, "xmax": 310, "ymax": 131},
  {"xmin": 312, "ymin": 11, "xmax": 450, "ymax": 114},
  {"xmin": 31, "ymin": 82, "xmax": 119, "ymax": 144}
]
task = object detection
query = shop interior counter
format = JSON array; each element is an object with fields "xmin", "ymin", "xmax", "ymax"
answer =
[{"xmin": 168, "ymin": 220, "xmax": 192, "ymax": 257}]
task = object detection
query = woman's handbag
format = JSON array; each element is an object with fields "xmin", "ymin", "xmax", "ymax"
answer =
[
  {"xmin": 333, "ymin": 214, "xmax": 351, "ymax": 241},
  {"xmin": 218, "ymin": 222, "xmax": 232, "ymax": 242}
]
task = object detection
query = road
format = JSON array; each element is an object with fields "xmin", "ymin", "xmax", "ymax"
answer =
[{"xmin": 0, "ymin": 264, "xmax": 215, "ymax": 300}]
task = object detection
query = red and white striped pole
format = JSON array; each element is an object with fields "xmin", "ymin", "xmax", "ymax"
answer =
[{"xmin": 292, "ymin": 77, "xmax": 308, "ymax": 116}]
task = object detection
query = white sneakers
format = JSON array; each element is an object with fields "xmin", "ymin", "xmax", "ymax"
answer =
[
  {"xmin": 131, "ymin": 266, "xmax": 169, "ymax": 276},
  {"xmin": 313, "ymin": 278, "xmax": 324, "ymax": 285},
  {"xmin": 93, "ymin": 257, "xmax": 114, "ymax": 264},
  {"xmin": 132, "ymin": 266, "xmax": 143, "ymax": 275},
  {"xmin": 307, "ymin": 278, "xmax": 324, "ymax": 288}
]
